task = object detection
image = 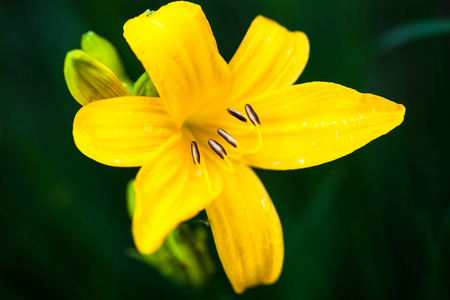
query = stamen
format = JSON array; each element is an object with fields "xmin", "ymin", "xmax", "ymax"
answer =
[
  {"xmin": 191, "ymin": 141, "xmax": 201, "ymax": 164},
  {"xmin": 245, "ymin": 104, "xmax": 261, "ymax": 126},
  {"xmin": 223, "ymin": 156, "xmax": 235, "ymax": 174},
  {"xmin": 190, "ymin": 140, "xmax": 213, "ymax": 197},
  {"xmin": 249, "ymin": 125, "xmax": 263, "ymax": 154},
  {"xmin": 217, "ymin": 128, "xmax": 237, "ymax": 148},
  {"xmin": 227, "ymin": 108, "xmax": 247, "ymax": 122},
  {"xmin": 208, "ymin": 139, "xmax": 235, "ymax": 173},
  {"xmin": 209, "ymin": 105, "xmax": 263, "ymax": 170},
  {"xmin": 208, "ymin": 139, "xmax": 227, "ymax": 159},
  {"xmin": 221, "ymin": 104, "xmax": 263, "ymax": 157}
]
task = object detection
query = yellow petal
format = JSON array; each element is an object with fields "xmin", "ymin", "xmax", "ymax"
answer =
[
  {"xmin": 206, "ymin": 163, "xmax": 283, "ymax": 294},
  {"xmin": 64, "ymin": 50, "xmax": 128, "ymax": 106},
  {"xmin": 73, "ymin": 96, "xmax": 180, "ymax": 167},
  {"xmin": 232, "ymin": 82, "xmax": 405, "ymax": 170},
  {"xmin": 227, "ymin": 16, "xmax": 309, "ymax": 105},
  {"xmin": 133, "ymin": 135, "xmax": 223, "ymax": 254},
  {"xmin": 123, "ymin": 2, "xmax": 232, "ymax": 126}
]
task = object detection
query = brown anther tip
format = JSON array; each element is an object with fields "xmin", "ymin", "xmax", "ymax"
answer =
[
  {"xmin": 217, "ymin": 128, "xmax": 237, "ymax": 148},
  {"xmin": 191, "ymin": 141, "xmax": 200, "ymax": 164},
  {"xmin": 208, "ymin": 139, "xmax": 227, "ymax": 159},
  {"xmin": 227, "ymin": 108, "xmax": 247, "ymax": 122},
  {"xmin": 245, "ymin": 104, "xmax": 261, "ymax": 126}
]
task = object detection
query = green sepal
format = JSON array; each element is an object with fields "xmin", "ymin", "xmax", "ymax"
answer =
[
  {"xmin": 64, "ymin": 49, "xmax": 128, "ymax": 106},
  {"xmin": 126, "ymin": 179, "xmax": 215, "ymax": 289},
  {"xmin": 81, "ymin": 31, "xmax": 134, "ymax": 92},
  {"xmin": 134, "ymin": 72, "xmax": 159, "ymax": 97}
]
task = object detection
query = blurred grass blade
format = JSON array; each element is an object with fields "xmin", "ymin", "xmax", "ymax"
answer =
[
  {"xmin": 126, "ymin": 178, "xmax": 135, "ymax": 219},
  {"xmin": 373, "ymin": 19, "xmax": 450, "ymax": 54}
]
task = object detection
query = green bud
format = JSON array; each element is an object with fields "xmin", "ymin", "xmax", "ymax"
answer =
[
  {"xmin": 81, "ymin": 31, "xmax": 133, "ymax": 91},
  {"xmin": 64, "ymin": 49, "xmax": 128, "ymax": 106},
  {"xmin": 134, "ymin": 72, "xmax": 159, "ymax": 97},
  {"xmin": 126, "ymin": 179, "xmax": 215, "ymax": 289},
  {"xmin": 139, "ymin": 224, "xmax": 216, "ymax": 289}
]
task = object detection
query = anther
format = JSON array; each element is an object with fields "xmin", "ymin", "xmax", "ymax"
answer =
[
  {"xmin": 245, "ymin": 104, "xmax": 261, "ymax": 126},
  {"xmin": 191, "ymin": 141, "xmax": 201, "ymax": 164},
  {"xmin": 208, "ymin": 139, "xmax": 227, "ymax": 159},
  {"xmin": 217, "ymin": 129, "xmax": 237, "ymax": 148},
  {"xmin": 227, "ymin": 108, "xmax": 247, "ymax": 122}
]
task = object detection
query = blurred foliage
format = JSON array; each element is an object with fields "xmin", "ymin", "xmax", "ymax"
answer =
[{"xmin": 1, "ymin": 0, "xmax": 449, "ymax": 299}]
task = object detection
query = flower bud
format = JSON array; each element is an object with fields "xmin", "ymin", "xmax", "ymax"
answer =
[
  {"xmin": 64, "ymin": 49, "xmax": 128, "ymax": 106},
  {"xmin": 81, "ymin": 31, "xmax": 133, "ymax": 90},
  {"xmin": 134, "ymin": 72, "xmax": 159, "ymax": 97}
]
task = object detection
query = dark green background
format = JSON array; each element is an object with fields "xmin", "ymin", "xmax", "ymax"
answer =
[{"xmin": 1, "ymin": 0, "xmax": 449, "ymax": 299}]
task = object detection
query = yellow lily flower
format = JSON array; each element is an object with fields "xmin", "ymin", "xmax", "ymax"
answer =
[{"xmin": 70, "ymin": 1, "xmax": 405, "ymax": 294}]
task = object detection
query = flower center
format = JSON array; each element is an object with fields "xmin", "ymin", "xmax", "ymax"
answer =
[{"xmin": 190, "ymin": 103, "xmax": 263, "ymax": 173}]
